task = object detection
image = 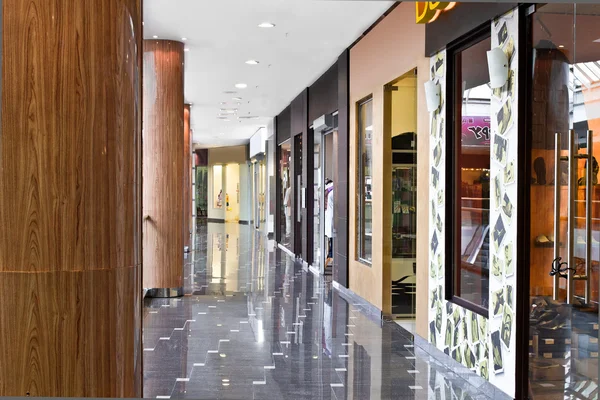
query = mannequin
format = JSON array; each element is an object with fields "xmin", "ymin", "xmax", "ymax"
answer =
[
  {"xmin": 324, "ymin": 179, "xmax": 334, "ymax": 267},
  {"xmin": 284, "ymin": 182, "xmax": 292, "ymax": 238}
]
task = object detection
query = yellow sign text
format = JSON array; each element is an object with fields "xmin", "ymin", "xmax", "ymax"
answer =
[{"xmin": 416, "ymin": 2, "xmax": 457, "ymax": 24}]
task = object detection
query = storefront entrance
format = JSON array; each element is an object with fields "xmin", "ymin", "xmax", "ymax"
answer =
[
  {"xmin": 527, "ymin": 4, "xmax": 600, "ymax": 398},
  {"xmin": 386, "ymin": 70, "xmax": 418, "ymax": 321},
  {"xmin": 313, "ymin": 126, "xmax": 336, "ymax": 275}
]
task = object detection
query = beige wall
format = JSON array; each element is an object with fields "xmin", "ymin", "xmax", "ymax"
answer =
[{"xmin": 349, "ymin": 3, "xmax": 430, "ymax": 337}]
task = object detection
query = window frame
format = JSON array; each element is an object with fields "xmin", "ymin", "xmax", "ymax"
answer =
[
  {"xmin": 445, "ymin": 24, "xmax": 492, "ymax": 318},
  {"xmin": 357, "ymin": 96, "xmax": 373, "ymax": 266}
]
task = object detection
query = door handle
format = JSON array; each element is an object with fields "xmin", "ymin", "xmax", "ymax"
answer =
[
  {"xmin": 584, "ymin": 130, "xmax": 593, "ymax": 305},
  {"xmin": 553, "ymin": 133, "xmax": 562, "ymax": 300},
  {"xmin": 567, "ymin": 129, "xmax": 576, "ymax": 304}
]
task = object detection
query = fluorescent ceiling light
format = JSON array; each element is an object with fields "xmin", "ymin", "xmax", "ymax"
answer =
[
  {"xmin": 235, "ymin": 83, "xmax": 247, "ymax": 89},
  {"xmin": 182, "ymin": 37, "xmax": 187, "ymax": 41},
  {"xmin": 245, "ymin": 60, "xmax": 259, "ymax": 65},
  {"xmin": 152, "ymin": 35, "xmax": 158, "ymax": 39},
  {"xmin": 258, "ymin": 22, "xmax": 275, "ymax": 28}
]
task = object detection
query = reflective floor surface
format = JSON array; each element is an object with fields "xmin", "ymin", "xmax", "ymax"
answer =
[{"xmin": 143, "ymin": 222, "xmax": 509, "ymax": 400}]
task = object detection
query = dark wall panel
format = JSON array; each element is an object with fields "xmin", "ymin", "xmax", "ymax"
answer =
[
  {"xmin": 425, "ymin": 3, "xmax": 516, "ymax": 56},
  {"xmin": 291, "ymin": 90, "xmax": 309, "ymax": 259},
  {"xmin": 308, "ymin": 63, "xmax": 338, "ymax": 123},
  {"xmin": 334, "ymin": 49, "xmax": 350, "ymax": 287},
  {"xmin": 277, "ymin": 106, "xmax": 291, "ymax": 145}
]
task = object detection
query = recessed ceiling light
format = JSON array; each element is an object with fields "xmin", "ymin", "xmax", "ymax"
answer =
[
  {"xmin": 184, "ymin": 48, "xmax": 190, "ymax": 52},
  {"xmin": 258, "ymin": 22, "xmax": 275, "ymax": 28},
  {"xmin": 245, "ymin": 60, "xmax": 259, "ymax": 65},
  {"xmin": 152, "ymin": 35, "xmax": 158, "ymax": 39},
  {"xmin": 235, "ymin": 83, "xmax": 247, "ymax": 89},
  {"xmin": 182, "ymin": 37, "xmax": 187, "ymax": 41}
]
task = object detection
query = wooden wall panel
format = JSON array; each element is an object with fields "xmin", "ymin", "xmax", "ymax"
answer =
[
  {"xmin": 348, "ymin": 3, "xmax": 427, "ymax": 313},
  {"xmin": 0, "ymin": 0, "xmax": 142, "ymax": 396},
  {"xmin": 184, "ymin": 104, "xmax": 191, "ymax": 249},
  {"xmin": 143, "ymin": 40, "xmax": 185, "ymax": 289}
]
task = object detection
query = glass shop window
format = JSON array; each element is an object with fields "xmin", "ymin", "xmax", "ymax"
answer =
[
  {"xmin": 449, "ymin": 30, "xmax": 492, "ymax": 316},
  {"xmin": 357, "ymin": 98, "xmax": 373, "ymax": 264}
]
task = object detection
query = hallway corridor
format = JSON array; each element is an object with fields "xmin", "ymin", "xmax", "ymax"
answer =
[{"xmin": 142, "ymin": 223, "xmax": 507, "ymax": 400}]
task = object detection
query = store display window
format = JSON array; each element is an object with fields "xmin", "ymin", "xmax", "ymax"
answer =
[
  {"xmin": 357, "ymin": 98, "xmax": 373, "ymax": 264},
  {"xmin": 279, "ymin": 140, "xmax": 292, "ymax": 247},
  {"xmin": 448, "ymin": 29, "xmax": 492, "ymax": 315}
]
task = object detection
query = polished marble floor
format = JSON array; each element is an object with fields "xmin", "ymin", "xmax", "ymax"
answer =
[{"xmin": 143, "ymin": 222, "xmax": 509, "ymax": 400}]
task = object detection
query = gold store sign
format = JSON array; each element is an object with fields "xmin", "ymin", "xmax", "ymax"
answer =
[{"xmin": 416, "ymin": 2, "xmax": 457, "ymax": 24}]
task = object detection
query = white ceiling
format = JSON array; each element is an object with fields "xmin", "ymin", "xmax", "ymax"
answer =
[{"xmin": 143, "ymin": 0, "xmax": 394, "ymax": 148}]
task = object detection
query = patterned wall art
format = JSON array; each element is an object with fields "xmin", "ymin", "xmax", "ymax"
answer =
[{"xmin": 427, "ymin": 8, "xmax": 519, "ymax": 398}]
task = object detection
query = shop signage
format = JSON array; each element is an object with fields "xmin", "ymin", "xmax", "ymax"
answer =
[
  {"xmin": 415, "ymin": 2, "xmax": 457, "ymax": 24},
  {"xmin": 462, "ymin": 116, "xmax": 491, "ymax": 147}
]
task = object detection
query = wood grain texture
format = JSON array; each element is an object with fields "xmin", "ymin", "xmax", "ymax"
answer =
[
  {"xmin": 143, "ymin": 40, "xmax": 185, "ymax": 289},
  {"xmin": 184, "ymin": 104, "xmax": 191, "ymax": 249},
  {"xmin": 0, "ymin": 0, "xmax": 143, "ymax": 396},
  {"xmin": 0, "ymin": 267, "xmax": 141, "ymax": 397}
]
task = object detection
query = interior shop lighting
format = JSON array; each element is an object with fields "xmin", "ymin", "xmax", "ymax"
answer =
[
  {"xmin": 235, "ymin": 83, "xmax": 248, "ymax": 89},
  {"xmin": 245, "ymin": 60, "xmax": 259, "ymax": 65},
  {"xmin": 258, "ymin": 22, "xmax": 275, "ymax": 28},
  {"xmin": 487, "ymin": 47, "xmax": 509, "ymax": 88},
  {"xmin": 424, "ymin": 80, "xmax": 441, "ymax": 112}
]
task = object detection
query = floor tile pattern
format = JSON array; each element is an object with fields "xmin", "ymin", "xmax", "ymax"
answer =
[{"xmin": 143, "ymin": 223, "xmax": 508, "ymax": 400}]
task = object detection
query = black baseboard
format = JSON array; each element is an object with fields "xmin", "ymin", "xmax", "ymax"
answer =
[
  {"xmin": 239, "ymin": 220, "xmax": 251, "ymax": 225},
  {"xmin": 207, "ymin": 218, "xmax": 225, "ymax": 223}
]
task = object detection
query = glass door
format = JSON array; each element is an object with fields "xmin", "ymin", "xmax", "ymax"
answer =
[
  {"xmin": 313, "ymin": 131, "xmax": 322, "ymax": 271},
  {"xmin": 254, "ymin": 162, "xmax": 260, "ymax": 229},
  {"xmin": 321, "ymin": 132, "xmax": 335, "ymax": 274},
  {"xmin": 528, "ymin": 4, "xmax": 600, "ymax": 398}
]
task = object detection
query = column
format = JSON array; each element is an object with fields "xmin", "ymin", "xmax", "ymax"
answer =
[
  {"xmin": 143, "ymin": 40, "xmax": 185, "ymax": 296},
  {"xmin": 184, "ymin": 104, "xmax": 192, "ymax": 251},
  {"xmin": 0, "ymin": 0, "xmax": 142, "ymax": 396}
]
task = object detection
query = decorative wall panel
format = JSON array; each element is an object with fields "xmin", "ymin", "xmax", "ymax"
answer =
[{"xmin": 427, "ymin": 8, "xmax": 518, "ymax": 398}]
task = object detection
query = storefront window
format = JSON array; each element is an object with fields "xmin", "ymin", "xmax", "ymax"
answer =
[
  {"xmin": 358, "ymin": 98, "xmax": 373, "ymax": 264},
  {"xmin": 279, "ymin": 140, "xmax": 292, "ymax": 246},
  {"xmin": 449, "ymin": 31, "xmax": 491, "ymax": 314}
]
